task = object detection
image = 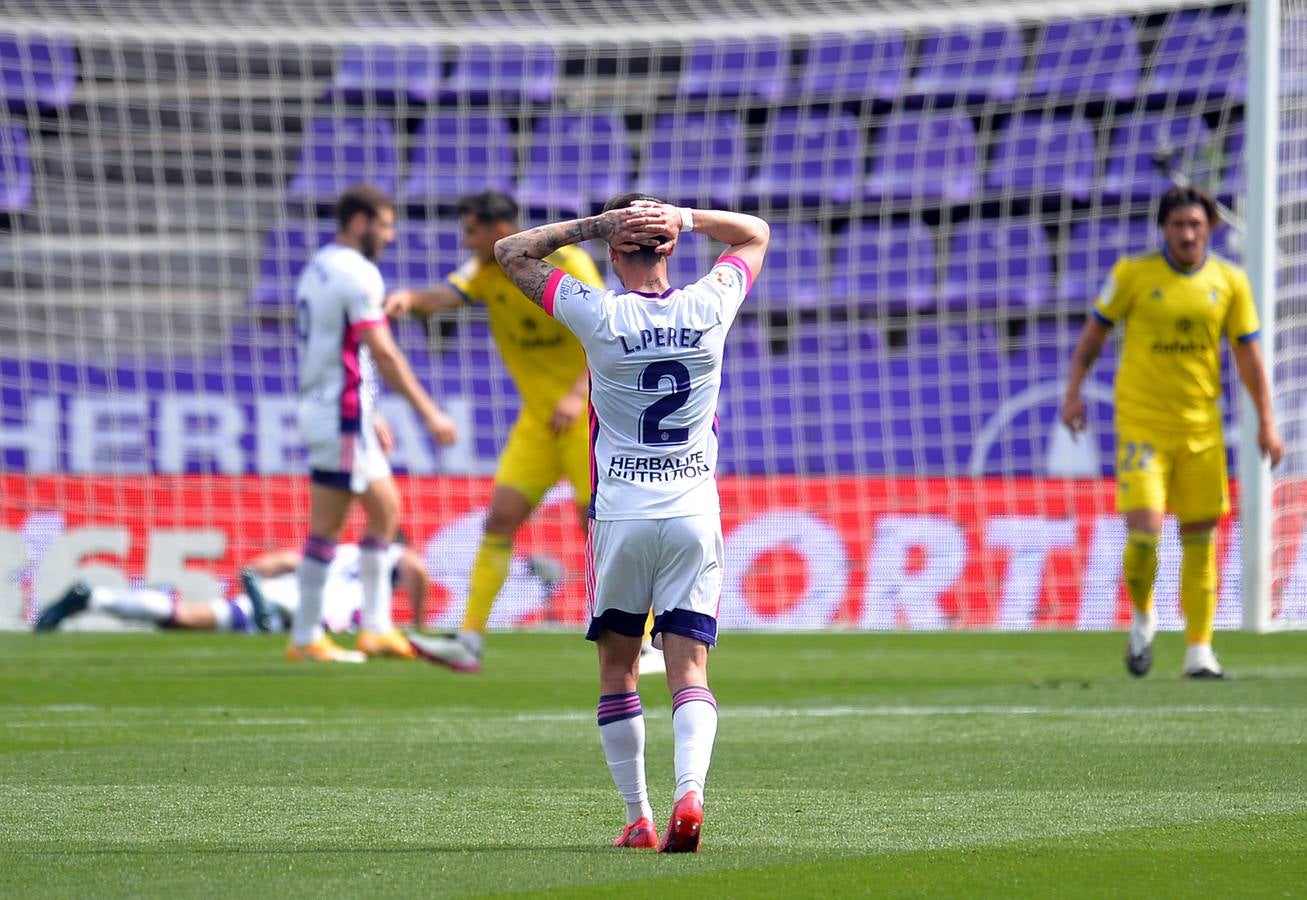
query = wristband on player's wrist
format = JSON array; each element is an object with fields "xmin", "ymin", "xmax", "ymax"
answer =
[{"xmin": 678, "ymin": 207, "xmax": 695, "ymax": 232}]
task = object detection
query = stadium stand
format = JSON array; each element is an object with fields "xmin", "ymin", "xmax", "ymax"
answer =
[
  {"xmin": 0, "ymin": 123, "xmax": 31, "ymax": 213},
  {"xmin": 402, "ymin": 113, "xmax": 516, "ymax": 210},
  {"xmin": 829, "ymin": 220, "xmax": 937, "ymax": 317},
  {"xmin": 517, "ymin": 111, "xmax": 632, "ymax": 217},
  {"xmin": 984, "ymin": 112, "xmax": 1097, "ymax": 204},
  {"xmin": 440, "ymin": 39, "xmax": 559, "ymax": 105},
  {"xmin": 640, "ymin": 111, "xmax": 747, "ymax": 208},
  {"xmin": 0, "ymin": 5, "xmax": 1287, "ymax": 492},
  {"xmin": 329, "ymin": 42, "xmax": 443, "ymax": 105},
  {"xmin": 285, "ymin": 116, "xmax": 400, "ymax": 207},
  {"xmin": 743, "ymin": 107, "xmax": 863, "ymax": 207},
  {"xmin": 789, "ymin": 30, "xmax": 908, "ymax": 103},
  {"xmin": 1, "ymin": 32, "xmax": 76, "ymax": 111},
  {"xmin": 863, "ymin": 110, "xmax": 979, "ymax": 204},
  {"xmin": 677, "ymin": 36, "xmax": 789, "ymax": 104},
  {"xmin": 1028, "ymin": 16, "xmax": 1142, "ymax": 102},
  {"xmin": 907, "ymin": 24, "xmax": 1023, "ymax": 104}
]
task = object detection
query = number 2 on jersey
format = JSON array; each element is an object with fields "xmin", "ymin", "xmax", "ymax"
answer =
[{"xmin": 638, "ymin": 360, "xmax": 691, "ymax": 446}]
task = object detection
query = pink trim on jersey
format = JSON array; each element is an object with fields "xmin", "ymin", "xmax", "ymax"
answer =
[
  {"xmin": 587, "ymin": 403, "xmax": 599, "ymax": 518},
  {"xmin": 542, "ymin": 269, "xmax": 566, "ymax": 317},
  {"xmin": 584, "ymin": 528, "xmax": 596, "ymax": 615},
  {"xmin": 715, "ymin": 254, "xmax": 754, "ymax": 294},
  {"xmin": 339, "ymin": 318, "xmax": 384, "ymax": 432}
]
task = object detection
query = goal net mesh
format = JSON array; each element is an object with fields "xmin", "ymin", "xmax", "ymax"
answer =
[{"xmin": 2, "ymin": 0, "xmax": 1303, "ymax": 631}]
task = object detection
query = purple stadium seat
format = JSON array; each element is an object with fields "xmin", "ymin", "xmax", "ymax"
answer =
[
  {"xmin": 330, "ymin": 42, "xmax": 441, "ymax": 104},
  {"xmin": 1, "ymin": 33, "xmax": 76, "ymax": 111},
  {"xmin": 395, "ymin": 224, "xmax": 462, "ymax": 288},
  {"xmin": 863, "ymin": 110, "xmax": 978, "ymax": 205},
  {"xmin": 441, "ymin": 40, "xmax": 558, "ymax": 104},
  {"xmin": 747, "ymin": 221, "xmax": 824, "ymax": 313},
  {"xmin": 285, "ymin": 117, "xmax": 399, "ymax": 206},
  {"xmin": 1029, "ymin": 17, "xmax": 1141, "ymax": 102},
  {"xmin": 517, "ymin": 112, "xmax": 632, "ymax": 217},
  {"xmin": 829, "ymin": 220, "xmax": 936, "ymax": 315},
  {"xmin": 1100, "ymin": 113, "xmax": 1212, "ymax": 203},
  {"xmin": 1144, "ymin": 8, "xmax": 1246, "ymax": 104},
  {"xmin": 909, "ymin": 24, "xmax": 1023, "ymax": 104},
  {"xmin": 743, "ymin": 108, "xmax": 862, "ymax": 207},
  {"xmin": 402, "ymin": 113, "xmax": 515, "ymax": 210},
  {"xmin": 250, "ymin": 222, "xmax": 336, "ymax": 311},
  {"xmin": 984, "ymin": 112, "xmax": 1096, "ymax": 203},
  {"xmin": 791, "ymin": 30, "xmax": 907, "ymax": 102},
  {"xmin": 943, "ymin": 219, "xmax": 1054, "ymax": 312},
  {"xmin": 1058, "ymin": 217, "xmax": 1155, "ymax": 307},
  {"xmin": 1, "ymin": 124, "xmax": 32, "ymax": 213},
  {"xmin": 677, "ymin": 36, "xmax": 788, "ymax": 104},
  {"xmin": 641, "ymin": 112, "xmax": 746, "ymax": 208}
]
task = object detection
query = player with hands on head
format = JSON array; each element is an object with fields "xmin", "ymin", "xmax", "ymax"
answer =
[
  {"xmin": 1061, "ymin": 186, "xmax": 1282, "ymax": 680},
  {"xmin": 289, "ymin": 183, "xmax": 456, "ymax": 664},
  {"xmin": 492, "ymin": 193, "xmax": 768, "ymax": 853},
  {"xmin": 388, "ymin": 191, "xmax": 664, "ymax": 675}
]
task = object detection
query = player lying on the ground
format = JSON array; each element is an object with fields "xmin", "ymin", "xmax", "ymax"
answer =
[
  {"xmin": 33, "ymin": 543, "xmax": 427, "ymax": 643},
  {"xmin": 492, "ymin": 193, "xmax": 769, "ymax": 853}
]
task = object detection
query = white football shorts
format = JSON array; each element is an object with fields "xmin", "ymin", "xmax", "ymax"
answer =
[
  {"xmin": 298, "ymin": 402, "xmax": 391, "ymax": 494},
  {"xmin": 585, "ymin": 513, "xmax": 723, "ymax": 647}
]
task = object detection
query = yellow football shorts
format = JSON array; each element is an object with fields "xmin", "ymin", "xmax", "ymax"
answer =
[
  {"xmin": 494, "ymin": 410, "xmax": 593, "ymax": 509},
  {"xmin": 1114, "ymin": 423, "xmax": 1229, "ymax": 524}
]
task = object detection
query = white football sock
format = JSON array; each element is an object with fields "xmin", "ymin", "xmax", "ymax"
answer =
[
  {"xmin": 597, "ymin": 692, "xmax": 652, "ymax": 825},
  {"xmin": 671, "ymin": 686, "xmax": 718, "ymax": 802},
  {"xmin": 358, "ymin": 538, "xmax": 392, "ymax": 632},
  {"xmin": 90, "ymin": 587, "xmax": 174, "ymax": 624},
  {"xmin": 292, "ymin": 538, "xmax": 334, "ymax": 645}
]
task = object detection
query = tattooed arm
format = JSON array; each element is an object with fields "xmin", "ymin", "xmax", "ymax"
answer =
[
  {"xmin": 1060, "ymin": 318, "xmax": 1112, "ymax": 434},
  {"xmin": 493, "ymin": 209, "xmax": 649, "ymax": 306}
]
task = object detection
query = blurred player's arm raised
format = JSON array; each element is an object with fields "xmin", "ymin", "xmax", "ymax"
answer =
[{"xmin": 382, "ymin": 282, "xmax": 463, "ymax": 319}]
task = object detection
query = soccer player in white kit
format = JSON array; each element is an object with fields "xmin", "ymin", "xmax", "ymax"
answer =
[
  {"xmin": 494, "ymin": 193, "xmax": 769, "ymax": 853},
  {"xmin": 292, "ymin": 184, "xmax": 457, "ymax": 663}
]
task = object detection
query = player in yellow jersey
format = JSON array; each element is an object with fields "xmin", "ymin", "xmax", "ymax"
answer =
[
  {"xmin": 1062, "ymin": 188, "xmax": 1283, "ymax": 679},
  {"xmin": 384, "ymin": 191, "xmax": 662, "ymax": 674}
]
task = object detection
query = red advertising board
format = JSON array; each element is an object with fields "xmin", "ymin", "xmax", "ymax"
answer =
[{"xmin": 4, "ymin": 475, "xmax": 1304, "ymax": 629}]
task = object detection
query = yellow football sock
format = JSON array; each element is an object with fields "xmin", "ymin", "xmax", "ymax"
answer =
[
  {"xmin": 1122, "ymin": 529, "xmax": 1160, "ymax": 616},
  {"xmin": 1180, "ymin": 528, "xmax": 1217, "ymax": 646},
  {"xmin": 461, "ymin": 533, "xmax": 512, "ymax": 634},
  {"xmin": 643, "ymin": 611, "xmax": 654, "ymax": 642}
]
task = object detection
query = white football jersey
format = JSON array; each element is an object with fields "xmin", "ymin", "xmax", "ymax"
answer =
[
  {"xmin": 545, "ymin": 255, "xmax": 752, "ymax": 520},
  {"xmin": 254, "ymin": 543, "xmax": 405, "ymax": 632},
  {"xmin": 295, "ymin": 242, "xmax": 386, "ymax": 434}
]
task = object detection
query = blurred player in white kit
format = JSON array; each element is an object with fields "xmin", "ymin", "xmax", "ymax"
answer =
[
  {"xmin": 493, "ymin": 193, "xmax": 768, "ymax": 853},
  {"xmin": 290, "ymin": 184, "xmax": 457, "ymax": 662}
]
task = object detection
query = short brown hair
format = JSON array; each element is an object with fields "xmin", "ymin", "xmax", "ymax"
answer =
[
  {"xmin": 602, "ymin": 192, "xmax": 669, "ymax": 266},
  {"xmin": 1157, "ymin": 186, "xmax": 1220, "ymax": 228},
  {"xmin": 336, "ymin": 183, "xmax": 394, "ymax": 230}
]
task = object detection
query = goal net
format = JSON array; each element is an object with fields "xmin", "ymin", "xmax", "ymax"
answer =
[{"xmin": 1, "ymin": 0, "xmax": 1302, "ymax": 632}]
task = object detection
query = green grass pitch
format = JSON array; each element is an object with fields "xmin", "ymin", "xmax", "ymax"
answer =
[{"xmin": 2, "ymin": 631, "xmax": 1305, "ymax": 898}]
